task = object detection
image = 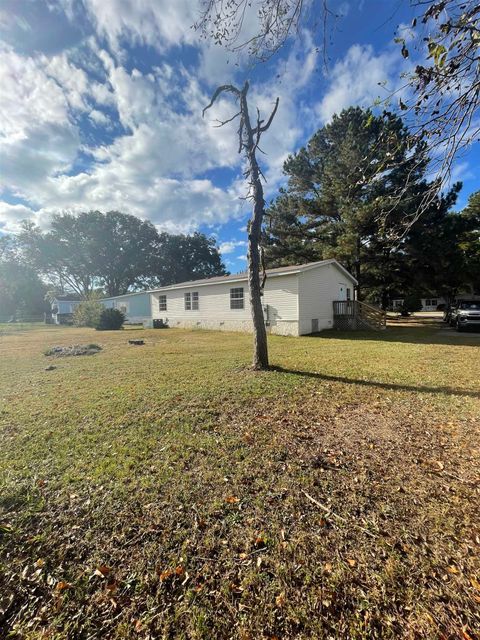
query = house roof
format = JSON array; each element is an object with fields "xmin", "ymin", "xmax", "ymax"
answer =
[
  {"xmin": 101, "ymin": 259, "xmax": 357, "ymax": 301},
  {"xmin": 53, "ymin": 294, "xmax": 84, "ymax": 301}
]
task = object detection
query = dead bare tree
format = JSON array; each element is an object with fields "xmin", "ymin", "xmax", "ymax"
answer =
[
  {"xmin": 203, "ymin": 82, "xmax": 279, "ymax": 369},
  {"xmin": 197, "ymin": 1, "xmax": 480, "ymax": 239}
]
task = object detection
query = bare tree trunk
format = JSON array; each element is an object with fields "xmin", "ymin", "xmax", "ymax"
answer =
[
  {"xmin": 203, "ymin": 82, "xmax": 278, "ymax": 370},
  {"xmin": 247, "ymin": 175, "xmax": 269, "ymax": 369},
  {"xmin": 240, "ymin": 92, "xmax": 269, "ymax": 369}
]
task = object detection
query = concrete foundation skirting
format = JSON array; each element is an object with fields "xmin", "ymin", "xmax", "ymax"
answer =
[{"xmin": 152, "ymin": 318, "xmax": 300, "ymax": 337}]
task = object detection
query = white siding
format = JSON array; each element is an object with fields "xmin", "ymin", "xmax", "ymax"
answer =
[
  {"xmin": 151, "ymin": 274, "xmax": 299, "ymax": 336},
  {"xmin": 298, "ymin": 264, "xmax": 356, "ymax": 335}
]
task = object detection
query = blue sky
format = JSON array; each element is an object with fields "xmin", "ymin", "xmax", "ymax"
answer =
[{"xmin": 0, "ymin": 0, "xmax": 478, "ymax": 272}]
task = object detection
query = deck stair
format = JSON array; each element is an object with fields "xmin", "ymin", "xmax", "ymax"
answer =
[{"xmin": 333, "ymin": 300, "xmax": 386, "ymax": 331}]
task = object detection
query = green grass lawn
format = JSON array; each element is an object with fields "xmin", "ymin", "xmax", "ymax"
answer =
[{"xmin": 1, "ymin": 323, "xmax": 479, "ymax": 639}]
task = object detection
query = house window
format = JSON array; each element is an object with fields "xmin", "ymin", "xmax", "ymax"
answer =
[
  {"xmin": 119, "ymin": 305, "xmax": 127, "ymax": 314},
  {"xmin": 346, "ymin": 288, "xmax": 351, "ymax": 301},
  {"xmin": 431, "ymin": 299, "xmax": 437, "ymax": 307},
  {"xmin": 159, "ymin": 295, "xmax": 167, "ymax": 312},
  {"xmin": 230, "ymin": 287, "xmax": 244, "ymax": 309},
  {"xmin": 185, "ymin": 292, "xmax": 199, "ymax": 311}
]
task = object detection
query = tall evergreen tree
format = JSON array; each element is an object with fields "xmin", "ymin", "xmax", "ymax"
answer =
[
  {"xmin": 264, "ymin": 107, "xmax": 455, "ymax": 304},
  {"xmin": 412, "ymin": 190, "xmax": 480, "ymax": 300}
]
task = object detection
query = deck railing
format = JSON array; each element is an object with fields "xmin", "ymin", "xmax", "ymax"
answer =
[{"xmin": 333, "ymin": 300, "xmax": 386, "ymax": 331}]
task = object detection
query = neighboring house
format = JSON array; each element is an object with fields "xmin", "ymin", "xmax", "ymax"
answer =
[
  {"xmin": 391, "ymin": 295, "xmax": 446, "ymax": 312},
  {"xmin": 51, "ymin": 294, "xmax": 84, "ymax": 324},
  {"xmin": 101, "ymin": 291, "xmax": 152, "ymax": 325},
  {"xmin": 103, "ymin": 260, "xmax": 357, "ymax": 336}
]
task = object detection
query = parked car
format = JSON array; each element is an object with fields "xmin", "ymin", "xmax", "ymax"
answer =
[{"xmin": 449, "ymin": 300, "xmax": 480, "ymax": 332}]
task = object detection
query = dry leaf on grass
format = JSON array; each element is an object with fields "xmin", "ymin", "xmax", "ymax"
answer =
[
  {"xmin": 275, "ymin": 592, "xmax": 286, "ymax": 607},
  {"xmin": 470, "ymin": 576, "xmax": 480, "ymax": 591},
  {"xmin": 94, "ymin": 565, "xmax": 111, "ymax": 578}
]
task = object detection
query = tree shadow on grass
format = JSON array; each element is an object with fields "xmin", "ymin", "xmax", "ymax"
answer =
[
  {"xmin": 307, "ymin": 325, "xmax": 480, "ymax": 347},
  {"xmin": 271, "ymin": 366, "xmax": 480, "ymax": 400}
]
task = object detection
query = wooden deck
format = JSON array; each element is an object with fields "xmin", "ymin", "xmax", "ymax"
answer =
[{"xmin": 333, "ymin": 300, "xmax": 386, "ymax": 331}]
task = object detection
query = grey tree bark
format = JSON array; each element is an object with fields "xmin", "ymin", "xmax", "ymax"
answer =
[{"xmin": 203, "ymin": 82, "xmax": 278, "ymax": 369}]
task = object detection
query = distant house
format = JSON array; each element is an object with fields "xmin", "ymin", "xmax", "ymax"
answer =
[
  {"xmin": 102, "ymin": 260, "xmax": 358, "ymax": 336},
  {"xmin": 50, "ymin": 294, "xmax": 84, "ymax": 324},
  {"xmin": 101, "ymin": 291, "xmax": 152, "ymax": 325},
  {"xmin": 391, "ymin": 295, "xmax": 446, "ymax": 312}
]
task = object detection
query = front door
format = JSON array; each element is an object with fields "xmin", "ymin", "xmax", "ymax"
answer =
[{"xmin": 338, "ymin": 283, "xmax": 347, "ymax": 301}]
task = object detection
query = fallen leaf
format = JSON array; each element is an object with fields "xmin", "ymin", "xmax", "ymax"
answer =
[
  {"xmin": 34, "ymin": 558, "xmax": 45, "ymax": 569},
  {"xmin": 324, "ymin": 562, "xmax": 333, "ymax": 573},
  {"xmin": 159, "ymin": 569, "xmax": 173, "ymax": 581},
  {"xmin": 446, "ymin": 565, "xmax": 458, "ymax": 574},
  {"xmin": 94, "ymin": 565, "xmax": 111, "ymax": 578},
  {"xmin": 253, "ymin": 535, "xmax": 267, "ymax": 549},
  {"xmin": 55, "ymin": 581, "xmax": 70, "ymax": 591},
  {"xmin": 106, "ymin": 580, "xmax": 118, "ymax": 593},
  {"xmin": 175, "ymin": 566, "xmax": 185, "ymax": 576},
  {"xmin": 275, "ymin": 592, "xmax": 286, "ymax": 607},
  {"xmin": 347, "ymin": 558, "xmax": 356, "ymax": 567},
  {"xmin": 470, "ymin": 576, "xmax": 480, "ymax": 591},
  {"xmin": 225, "ymin": 496, "xmax": 240, "ymax": 504}
]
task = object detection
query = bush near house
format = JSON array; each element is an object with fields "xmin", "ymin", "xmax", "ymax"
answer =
[
  {"xmin": 72, "ymin": 299, "xmax": 104, "ymax": 328},
  {"xmin": 95, "ymin": 307, "xmax": 125, "ymax": 330}
]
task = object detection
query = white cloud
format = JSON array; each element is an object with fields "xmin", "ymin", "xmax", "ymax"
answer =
[
  {"xmin": 76, "ymin": 0, "xmax": 196, "ymax": 54},
  {"xmin": 89, "ymin": 108, "xmax": 110, "ymax": 126},
  {"xmin": 0, "ymin": 202, "xmax": 36, "ymax": 232},
  {"xmin": 219, "ymin": 240, "xmax": 247, "ymax": 254},
  {"xmin": 0, "ymin": 5, "xmax": 320, "ymax": 236},
  {"xmin": 316, "ymin": 44, "xmax": 400, "ymax": 123}
]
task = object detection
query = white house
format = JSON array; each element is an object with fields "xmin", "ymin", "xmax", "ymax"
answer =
[
  {"xmin": 391, "ymin": 295, "xmax": 446, "ymax": 312},
  {"xmin": 147, "ymin": 259, "xmax": 357, "ymax": 336},
  {"xmin": 49, "ymin": 260, "xmax": 358, "ymax": 335}
]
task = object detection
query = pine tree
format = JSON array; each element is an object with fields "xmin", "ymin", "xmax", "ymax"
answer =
[{"xmin": 264, "ymin": 107, "xmax": 441, "ymax": 303}]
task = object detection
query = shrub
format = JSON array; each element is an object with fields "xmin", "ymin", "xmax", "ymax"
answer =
[
  {"xmin": 73, "ymin": 300, "xmax": 104, "ymax": 327},
  {"xmin": 399, "ymin": 294, "xmax": 422, "ymax": 317},
  {"xmin": 95, "ymin": 308, "xmax": 125, "ymax": 331}
]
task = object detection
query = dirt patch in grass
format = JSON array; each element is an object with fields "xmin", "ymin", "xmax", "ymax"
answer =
[{"xmin": 44, "ymin": 343, "xmax": 102, "ymax": 357}]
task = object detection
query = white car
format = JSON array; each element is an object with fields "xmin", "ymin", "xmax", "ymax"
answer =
[{"xmin": 450, "ymin": 300, "xmax": 480, "ymax": 332}]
